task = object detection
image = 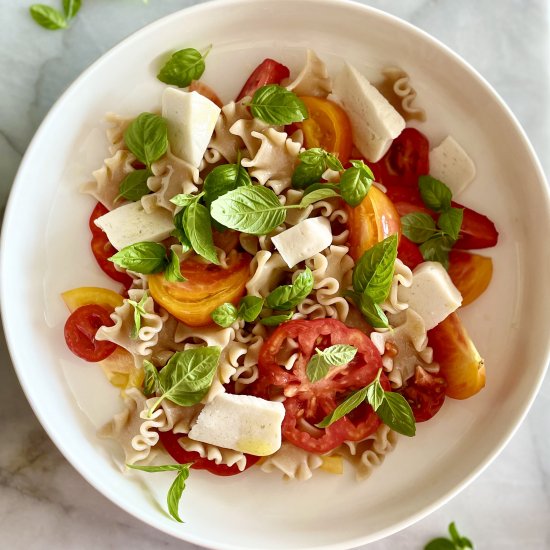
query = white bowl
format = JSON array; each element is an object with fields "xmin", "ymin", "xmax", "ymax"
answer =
[{"xmin": 2, "ymin": 0, "xmax": 550, "ymax": 548}]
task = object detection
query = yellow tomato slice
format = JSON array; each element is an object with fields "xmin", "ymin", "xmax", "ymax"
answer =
[
  {"xmin": 448, "ymin": 251, "xmax": 493, "ymax": 307},
  {"xmin": 61, "ymin": 287, "xmax": 124, "ymax": 313}
]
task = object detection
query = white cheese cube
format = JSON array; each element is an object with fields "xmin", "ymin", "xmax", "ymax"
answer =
[
  {"xmin": 162, "ymin": 88, "xmax": 221, "ymax": 167},
  {"xmin": 397, "ymin": 262, "xmax": 462, "ymax": 330},
  {"xmin": 271, "ymin": 216, "xmax": 332, "ymax": 268},
  {"xmin": 429, "ymin": 136, "xmax": 476, "ymax": 197},
  {"xmin": 188, "ymin": 393, "xmax": 285, "ymax": 456},
  {"xmin": 94, "ymin": 201, "xmax": 174, "ymax": 250},
  {"xmin": 331, "ymin": 63, "xmax": 405, "ymax": 162}
]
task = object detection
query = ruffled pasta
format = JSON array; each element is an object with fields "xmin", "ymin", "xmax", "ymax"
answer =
[
  {"xmin": 180, "ymin": 437, "xmax": 247, "ymax": 471},
  {"xmin": 378, "ymin": 66, "xmax": 426, "ymax": 122},
  {"xmin": 286, "ymin": 49, "xmax": 332, "ymax": 98},
  {"xmin": 381, "ymin": 259, "xmax": 413, "ymax": 314},
  {"xmin": 260, "ymin": 442, "xmax": 323, "ymax": 480},
  {"xmin": 104, "ymin": 112, "xmax": 132, "ymax": 155},
  {"xmin": 245, "ymin": 250, "xmax": 289, "ymax": 297}
]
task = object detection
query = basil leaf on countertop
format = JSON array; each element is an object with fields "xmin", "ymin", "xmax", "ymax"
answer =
[
  {"xmin": 63, "ymin": 0, "xmax": 81, "ymax": 19},
  {"xmin": 30, "ymin": 4, "xmax": 67, "ymax": 29}
]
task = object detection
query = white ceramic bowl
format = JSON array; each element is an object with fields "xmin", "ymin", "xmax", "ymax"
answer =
[{"xmin": 2, "ymin": 0, "xmax": 550, "ymax": 548}]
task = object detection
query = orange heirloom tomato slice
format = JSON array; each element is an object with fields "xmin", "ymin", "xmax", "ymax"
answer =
[
  {"xmin": 346, "ymin": 186, "xmax": 401, "ymax": 260},
  {"xmin": 297, "ymin": 96, "xmax": 353, "ymax": 164},
  {"xmin": 61, "ymin": 287, "xmax": 124, "ymax": 313},
  {"xmin": 149, "ymin": 252, "xmax": 252, "ymax": 327},
  {"xmin": 448, "ymin": 250, "xmax": 493, "ymax": 307},
  {"xmin": 428, "ymin": 313, "xmax": 486, "ymax": 400}
]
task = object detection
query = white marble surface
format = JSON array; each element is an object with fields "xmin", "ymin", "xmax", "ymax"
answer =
[{"xmin": 1, "ymin": 0, "xmax": 549, "ymax": 549}]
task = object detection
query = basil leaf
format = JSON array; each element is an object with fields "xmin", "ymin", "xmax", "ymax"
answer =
[
  {"xmin": 365, "ymin": 372, "xmax": 385, "ymax": 411},
  {"xmin": 183, "ymin": 202, "xmax": 219, "ymax": 264},
  {"xmin": 377, "ymin": 391, "xmax": 416, "ymax": 436},
  {"xmin": 340, "ymin": 161, "xmax": 373, "ymax": 207},
  {"xmin": 306, "ymin": 354, "xmax": 329, "ymax": 383},
  {"xmin": 164, "ymin": 250, "xmax": 187, "ymax": 283},
  {"xmin": 127, "ymin": 464, "xmax": 188, "ymax": 473},
  {"xmin": 63, "ymin": 0, "xmax": 81, "ymax": 19},
  {"xmin": 128, "ymin": 292, "xmax": 149, "ymax": 339},
  {"xmin": 437, "ymin": 207, "xmax": 463, "ymax": 241},
  {"xmin": 171, "ymin": 228, "xmax": 192, "ymax": 252},
  {"xmin": 117, "ymin": 169, "xmax": 152, "ymax": 202},
  {"xmin": 157, "ymin": 46, "xmax": 210, "ymax": 88},
  {"xmin": 124, "ymin": 113, "xmax": 168, "ymax": 167},
  {"xmin": 30, "ymin": 5, "xmax": 67, "ymax": 29},
  {"xmin": 326, "ymin": 153, "xmax": 344, "ymax": 172},
  {"xmin": 299, "ymin": 188, "xmax": 340, "ymax": 208},
  {"xmin": 211, "ymin": 303, "xmax": 238, "ymax": 328},
  {"xmin": 316, "ymin": 386, "xmax": 369, "ymax": 428},
  {"xmin": 167, "ymin": 467, "xmax": 190, "ymax": 523},
  {"xmin": 306, "ymin": 344, "xmax": 357, "ymax": 382},
  {"xmin": 298, "ymin": 148, "xmax": 328, "ymax": 165},
  {"xmin": 143, "ymin": 359, "xmax": 161, "ymax": 397},
  {"xmin": 424, "ymin": 539, "xmax": 457, "ymax": 550},
  {"xmin": 352, "ymin": 233, "xmax": 398, "ymax": 303},
  {"xmin": 260, "ymin": 311, "xmax": 294, "ymax": 326},
  {"xmin": 110, "ymin": 242, "xmax": 167, "ymax": 274},
  {"xmin": 249, "ymin": 85, "xmax": 308, "ymax": 125},
  {"xmin": 419, "ymin": 175, "xmax": 452, "ymax": 212},
  {"xmin": 170, "ymin": 193, "xmax": 202, "ymax": 208},
  {"xmin": 354, "ymin": 292, "xmax": 389, "ymax": 328},
  {"xmin": 401, "ymin": 212, "xmax": 438, "ymax": 243},
  {"xmin": 210, "ymin": 186, "xmax": 286, "ymax": 235},
  {"xmin": 292, "ymin": 161, "xmax": 326, "ymax": 190},
  {"xmin": 266, "ymin": 268, "xmax": 314, "ymax": 310},
  {"xmin": 237, "ymin": 296, "xmax": 264, "ymax": 322},
  {"xmin": 419, "ymin": 235, "xmax": 454, "ymax": 270},
  {"xmin": 448, "ymin": 523, "xmax": 461, "ymax": 545},
  {"xmin": 203, "ymin": 163, "xmax": 252, "ymax": 208},
  {"xmin": 302, "ymin": 183, "xmax": 340, "ymax": 197}
]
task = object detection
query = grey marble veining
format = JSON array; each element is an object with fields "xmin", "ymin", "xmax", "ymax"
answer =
[{"xmin": 1, "ymin": 1, "xmax": 549, "ymax": 549}]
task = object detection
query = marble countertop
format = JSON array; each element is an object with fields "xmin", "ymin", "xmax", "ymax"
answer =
[{"xmin": 1, "ymin": 0, "xmax": 549, "ymax": 548}]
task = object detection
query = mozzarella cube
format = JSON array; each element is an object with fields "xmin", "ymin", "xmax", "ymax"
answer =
[
  {"xmin": 94, "ymin": 201, "xmax": 174, "ymax": 250},
  {"xmin": 331, "ymin": 63, "xmax": 405, "ymax": 162},
  {"xmin": 188, "ymin": 393, "xmax": 285, "ymax": 456},
  {"xmin": 397, "ymin": 262, "xmax": 462, "ymax": 330},
  {"xmin": 272, "ymin": 216, "xmax": 332, "ymax": 268},
  {"xmin": 429, "ymin": 136, "xmax": 476, "ymax": 197},
  {"xmin": 162, "ymin": 88, "xmax": 221, "ymax": 167}
]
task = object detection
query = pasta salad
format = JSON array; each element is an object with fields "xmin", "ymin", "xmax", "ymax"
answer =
[{"xmin": 61, "ymin": 47, "xmax": 498, "ymax": 522}]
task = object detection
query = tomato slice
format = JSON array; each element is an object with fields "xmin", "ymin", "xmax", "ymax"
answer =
[
  {"xmin": 64, "ymin": 304, "xmax": 117, "ymax": 362},
  {"xmin": 236, "ymin": 58, "xmax": 290, "ymax": 101},
  {"xmin": 397, "ymin": 235, "xmax": 424, "ymax": 270},
  {"xmin": 158, "ymin": 429, "xmax": 260, "ymax": 476},
  {"xmin": 61, "ymin": 287, "xmax": 124, "ymax": 313},
  {"xmin": 149, "ymin": 252, "xmax": 252, "ymax": 327},
  {"xmin": 89, "ymin": 202, "xmax": 109, "ymax": 236},
  {"xmin": 189, "ymin": 80, "xmax": 223, "ymax": 108},
  {"xmin": 254, "ymin": 319, "xmax": 386, "ymax": 453},
  {"xmin": 296, "ymin": 96, "xmax": 353, "ymax": 164},
  {"xmin": 448, "ymin": 250, "xmax": 493, "ymax": 306},
  {"xmin": 398, "ymin": 366, "xmax": 446, "ymax": 422}
]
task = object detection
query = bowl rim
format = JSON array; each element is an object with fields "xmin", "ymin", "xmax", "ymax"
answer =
[{"xmin": 2, "ymin": 0, "xmax": 550, "ymax": 548}]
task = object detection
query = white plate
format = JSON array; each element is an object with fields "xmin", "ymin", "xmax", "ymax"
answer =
[{"xmin": 2, "ymin": 0, "xmax": 550, "ymax": 548}]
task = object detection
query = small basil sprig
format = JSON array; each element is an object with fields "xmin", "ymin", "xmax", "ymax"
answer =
[
  {"xmin": 203, "ymin": 159, "xmax": 252, "ymax": 208},
  {"xmin": 211, "ymin": 296, "xmax": 265, "ymax": 328},
  {"xmin": 124, "ymin": 113, "xmax": 168, "ymax": 168},
  {"xmin": 249, "ymin": 85, "xmax": 308, "ymax": 125},
  {"xmin": 110, "ymin": 242, "xmax": 168, "ymax": 274},
  {"xmin": 401, "ymin": 176, "xmax": 463, "ymax": 269},
  {"xmin": 317, "ymin": 368, "xmax": 416, "ymax": 437},
  {"xmin": 142, "ymin": 359, "xmax": 161, "ymax": 398},
  {"xmin": 157, "ymin": 45, "xmax": 211, "ymax": 88},
  {"xmin": 30, "ymin": 0, "xmax": 81, "ymax": 30},
  {"xmin": 266, "ymin": 268, "xmax": 314, "ymax": 310},
  {"xmin": 260, "ymin": 311, "xmax": 294, "ymax": 326},
  {"xmin": 339, "ymin": 160, "xmax": 374, "ymax": 207},
  {"xmin": 127, "ymin": 292, "xmax": 149, "ymax": 339},
  {"xmin": 292, "ymin": 148, "xmax": 344, "ymax": 189},
  {"xmin": 164, "ymin": 249, "xmax": 187, "ymax": 282},
  {"xmin": 348, "ymin": 234, "xmax": 398, "ymax": 328},
  {"xmin": 117, "ymin": 169, "xmax": 152, "ymax": 202},
  {"xmin": 127, "ymin": 463, "xmax": 191, "ymax": 523},
  {"xmin": 306, "ymin": 345, "xmax": 358, "ymax": 383},
  {"xmin": 147, "ymin": 346, "xmax": 221, "ymax": 416},
  {"xmin": 424, "ymin": 522, "xmax": 473, "ymax": 550}
]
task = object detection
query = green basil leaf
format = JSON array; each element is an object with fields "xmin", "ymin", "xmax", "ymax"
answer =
[
  {"xmin": 365, "ymin": 372, "xmax": 385, "ymax": 411},
  {"xmin": 63, "ymin": 0, "xmax": 81, "ymax": 19},
  {"xmin": 260, "ymin": 311, "xmax": 294, "ymax": 326},
  {"xmin": 299, "ymin": 188, "xmax": 340, "ymax": 208},
  {"xmin": 127, "ymin": 463, "xmax": 189, "ymax": 473},
  {"xmin": 170, "ymin": 193, "xmax": 202, "ymax": 207},
  {"xmin": 110, "ymin": 242, "xmax": 167, "ymax": 274},
  {"xmin": 164, "ymin": 250, "xmax": 187, "ymax": 283},
  {"xmin": 437, "ymin": 207, "xmax": 463, "ymax": 241},
  {"xmin": 448, "ymin": 522, "xmax": 461, "ymax": 545},
  {"xmin": 128, "ymin": 292, "xmax": 149, "ymax": 339},
  {"xmin": 298, "ymin": 148, "xmax": 327, "ymax": 165},
  {"xmin": 249, "ymin": 85, "xmax": 308, "ymax": 125},
  {"xmin": 143, "ymin": 359, "xmax": 161, "ymax": 397},
  {"xmin": 166, "ymin": 467, "xmax": 190, "ymax": 523},
  {"xmin": 291, "ymin": 162, "xmax": 326, "ymax": 190},
  {"xmin": 340, "ymin": 161, "xmax": 373, "ymax": 207},
  {"xmin": 316, "ymin": 386, "xmax": 369, "ymax": 428},
  {"xmin": 419, "ymin": 234, "xmax": 454, "ymax": 269},
  {"xmin": 424, "ymin": 539, "xmax": 457, "ymax": 550},
  {"xmin": 302, "ymin": 183, "xmax": 340, "ymax": 197},
  {"xmin": 352, "ymin": 233, "xmax": 398, "ymax": 303},
  {"xmin": 210, "ymin": 186, "xmax": 286, "ymax": 235},
  {"xmin": 401, "ymin": 212, "xmax": 438, "ymax": 243},
  {"xmin": 211, "ymin": 303, "xmax": 238, "ymax": 328},
  {"xmin": 157, "ymin": 46, "xmax": 210, "ymax": 88},
  {"xmin": 377, "ymin": 391, "xmax": 416, "ymax": 436},
  {"xmin": 266, "ymin": 268, "xmax": 314, "ymax": 310},
  {"xmin": 117, "ymin": 169, "xmax": 152, "ymax": 202},
  {"xmin": 459, "ymin": 538, "xmax": 473, "ymax": 549},
  {"xmin": 326, "ymin": 153, "xmax": 344, "ymax": 172},
  {"xmin": 354, "ymin": 292, "xmax": 389, "ymax": 328},
  {"xmin": 306, "ymin": 344, "xmax": 358, "ymax": 382},
  {"xmin": 183, "ymin": 202, "xmax": 220, "ymax": 265},
  {"xmin": 124, "ymin": 113, "xmax": 168, "ymax": 167},
  {"xmin": 306, "ymin": 354, "xmax": 329, "ymax": 383},
  {"xmin": 30, "ymin": 5, "xmax": 67, "ymax": 29},
  {"xmin": 171, "ymin": 228, "xmax": 192, "ymax": 252},
  {"xmin": 419, "ymin": 175, "xmax": 452, "ymax": 212},
  {"xmin": 203, "ymin": 163, "xmax": 252, "ymax": 208},
  {"xmin": 237, "ymin": 296, "xmax": 264, "ymax": 323}
]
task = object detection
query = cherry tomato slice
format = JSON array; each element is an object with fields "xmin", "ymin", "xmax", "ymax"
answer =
[
  {"xmin": 64, "ymin": 304, "xmax": 117, "ymax": 362},
  {"xmin": 89, "ymin": 202, "xmax": 109, "ymax": 237},
  {"xmin": 236, "ymin": 58, "xmax": 290, "ymax": 101},
  {"xmin": 398, "ymin": 366, "xmax": 446, "ymax": 422},
  {"xmin": 297, "ymin": 96, "xmax": 353, "ymax": 164},
  {"xmin": 158, "ymin": 430, "xmax": 260, "ymax": 476}
]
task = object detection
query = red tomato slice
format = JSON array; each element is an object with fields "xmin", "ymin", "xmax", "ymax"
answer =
[
  {"xmin": 254, "ymin": 319, "xmax": 386, "ymax": 454},
  {"xmin": 64, "ymin": 304, "xmax": 117, "ymax": 362},
  {"xmin": 89, "ymin": 202, "xmax": 109, "ymax": 237},
  {"xmin": 398, "ymin": 366, "xmax": 446, "ymax": 422},
  {"xmin": 236, "ymin": 58, "xmax": 290, "ymax": 101},
  {"xmin": 398, "ymin": 235, "xmax": 424, "ymax": 270},
  {"xmin": 158, "ymin": 429, "xmax": 260, "ymax": 476},
  {"xmin": 189, "ymin": 80, "xmax": 223, "ymax": 108}
]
